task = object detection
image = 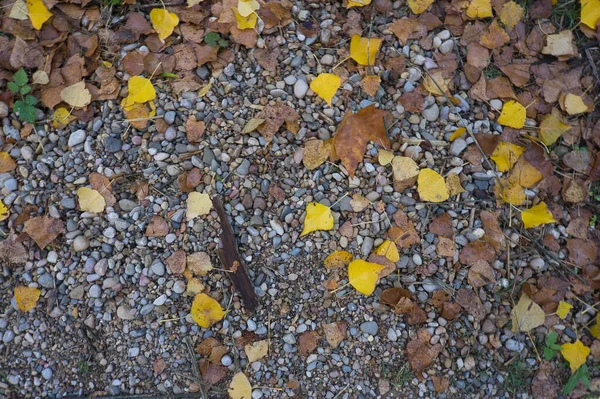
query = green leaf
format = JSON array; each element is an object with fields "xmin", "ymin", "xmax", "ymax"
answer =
[
  {"xmin": 13, "ymin": 68, "xmax": 28, "ymax": 87},
  {"xmin": 14, "ymin": 101, "xmax": 36, "ymax": 124},
  {"xmin": 204, "ymin": 32, "xmax": 221, "ymax": 47},
  {"xmin": 24, "ymin": 95, "xmax": 38, "ymax": 106},
  {"xmin": 20, "ymin": 85, "xmax": 31, "ymax": 95},
  {"xmin": 7, "ymin": 81, "xmax": 19, "ymax": 93},
  {"xmin": 160, "ymin": 72, "xmax": 179, "ymax": 79},
  {"xmin": 564, "ymin": 364, "xmax": 590, "ymax": 395},
  {"xmin": 543, "ymin": 347, "xmax": 557, "ymax": 361},
  {"xmin": 218, "ymin": 39, "xmax": 229, "ymax": 48}
]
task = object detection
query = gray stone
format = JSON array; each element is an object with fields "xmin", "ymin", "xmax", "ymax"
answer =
[
  {"xmin": 360, "ymin": 321, "xmax": 379, "ymax": 335},
  {"xmin": 505, "ymin": 339, "xmax": 524, "ymax": 352},
  {"xmin": 294, "ymin": 80, "xmax": 309, "ymax": 99},
  {"xmin": 361, "ymin": 237, "xmax": 374, "ymax": 256},
  {"xmin": 73, "ymin": 236, "xmax": 90, "ymax": 252},
  {"xmin": 450, "ymin": 138, "xmax": 467, "ymax": 156},
  {"xmin": 151, "ymin": 261, "xmax": 165, "ymax": 276},
  {"xmin": 38, "ymin": 273, "xmax": 54, "ymax": 288},
  {"xmin": 0, "ymin": 101, "xmax": 8, "ymax": 118},
  {"xmin": 529, "ymin": 257, "xmax": 547, "ymax": 272},
  {"xmin": 422, "ymin": 104, "xmax": 440, "ymax": 122},
  {"xmin": 439, "ymin": 40, "xmax": 454, "ymax": 54},
  {"xmin": 104, "ymin": 137, "xmax": 122, "ymax": 153},
  {"xmin": 119, "ymin": 199, "xmax": 137, "ymax": 212},
  {"xmin": 164, "ymin": 111, "xmax": 176, "ymax": 125},
  {"xmin": 41, "ymin": 368, "xmax": 52, "ymax": 380},
  {"xmin": 68, "ymin": 130, "xmax": 86, "ymax": 147},
  {"xmin": 89, "ymin": 284, "xmax": 101, "ymax": 298},
  {"xmin": 236, "ymin": 159, "xmax": 251, "ymax": 175}
]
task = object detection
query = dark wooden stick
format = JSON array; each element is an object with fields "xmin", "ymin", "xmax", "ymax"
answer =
[{"xmin": 214, "ymin": 196, "xmax": 259, "ymax": 312}]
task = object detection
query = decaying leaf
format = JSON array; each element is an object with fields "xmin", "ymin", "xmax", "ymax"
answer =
[
  {"xmin": 299, "ymin": 331, "xmax": 319, "ymax": 356},
  {"xmin": 60, "ymin": 81, "xmax": 92, "ymax": 108},
  {"xmin": 24, "ymin": 216, "xmax": 64, "ymax": 249},
  {"xmin": 445, "ymin": 173, "xmax": 466, "ymax": 196},
  {"xmin": 392, "ymin": 156, "xmax": 419, "ymax": 192},
  {"xmin": 511, "ymin": 293, "xmax": 546, "ymax": 332},
  {"xmin": 349, "ymin": 194, "xmax": 370, "ymax": 212},
  {"xmin": 361, "ymin": 75, "xmax": 381, "ymax": 96},
  {"xmin": 322, "ymin": 321, "xmax": 346, "ymax": 348},
  {"xmin": 256, "ymin": 104, "xmax": 299, "ymax": 143},
  {"xmin": 407, "ymin": 329, "xmax": 442, "ymax": 372},
  {"xmin": 467, "ymin": 260, "xmax": 496, "ymax": 288},
  {"xmin": 499, "ymin": 1, "xmax": 524, "ymax": 31},
  {"xmin": 191, "ymin": 293, "xmax": 226, "ymax": 328},
  {"xmin": 0, "ymin": 152, "xmax": 17, "ymax": 173},
  {"xmin": 378, "ymin": 149, "xmax": 394, "ymax": 165},
  {"xmin": 146, "ymin": 215, "xmax": 169, "ymax": 237},
  {"xmin": 166, "ymin": 250, "xmax": 186, "ymax": 274},
  {"xmin": 187, "ymin": 252, "xmax": 214, "ymax": 276},
  {"xmin": 542, "ymin": 30, "xmax": 578, "ymax": 60},
  {"xmin": 303, "ymin": 139, "xmax": 330, "ymax": 170}
]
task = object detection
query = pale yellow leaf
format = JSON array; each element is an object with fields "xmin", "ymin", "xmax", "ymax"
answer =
[
  {"xmin": 378, "ymin": 149, "xmax": 394, "ymax": 165},
  {"xmin": 245, "ymin": 340, "xmax": 268, "ymax": 363},
  {"xmin": 187, "ymin": 252, "xmax": 214, "ymax": 276},
  {"xmin": 187, "ymin": 192, "xmax": 213, "ymax": 219},
  {"xmin": 60, "ymin": 81, "xmax": 92, "ymax": 108},
  {"xmin": 9, "ymin": 0, "xmax": 28, "ymax": 20},
  {"xmin": 77, "ymin": 187, "xmax": 106, "ymax": 213},
  {"xmin": 539, "ymin": 113, "xmax": 571, "ymax": 146},
  {"xmin": 417, "ymin": 168, "xmax": 449, "ymax": 202},
  {"xmin": 564, "ymin": 93, "xmax": 589, "ymax": 115},
  {"xmin": 511, "ymin": 293, "xmax": 545, "ymax": 332},
  {"xmin": 229, "ymin": 372, "xmax": 253, "ymax": 399},
  {"xmin": 243, "ymin": 118, "xmax": 265, "ymax": 133},
  {"xmin": 52, "ymin": 108, "xmax": 76, "ymax": 128},
  {"xmin": 422, "ymin": 71, "xmax": 449, "ymax": 96},
  {"xmin": 238, "ymin": 0, "xmax": 260, "ymax": 17},
  {"xmin": 310, "ymin": 74, "xmax": 341, "ymax": 106},
  {"xmin": 446, "ymin": 172, "xmax": 466, "ymax": 196},
  {"xmin": 32, "ymin": 70, "xmax": 49, "ymax": 85}
]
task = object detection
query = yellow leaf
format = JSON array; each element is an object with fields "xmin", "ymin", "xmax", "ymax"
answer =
[
  {"xmin": 581, "ymin": 0, "xmax": 600, "ymax": 29},
  {"xmin": 348, "ymin": 0, "xmax": 372, "ymax": 7},
  {"xmin": 499, "ymin": 1, "xmax": 524, "ymax": 30},
  {"xmin": 32, "ymin": 70, "xmax": 49, "ymax": 85},
  {"xmin": 301, "ymin": 202, "xmax": 334, "ymax": 236},
  {"xmin": 324, "ymin": 250, "xmax": 353, "ymax": 269},
  {"xmin": 60, "ymin": 81, "xmax": 92, "ymax": 108},
  {"xmin": 422, "ymin": 71, "xmax": 449, "ymax": 96},
  {"xmin": 52, "ymin": 108, "xmax": 76, "ymax": 128},
  {"xmin": 149, "ymin": 8, "xmax": 180, "ymax": 41},
  {"xmin": 190, "ymin": 293, "xmax": 225, "ymax": 328},
  {"xmin": 14, "ymin": 286, "xmax": 41, "ymax": 312},
  {"xmin": 229, "ymin": 372, "xmax": 253, "ymax": 399},
  {"xmin": 590, "ymin": 315, "xmax": 600, "ymax": 338},
  {"xmin": 123, "ymin": 76, "xmax": 156, "ymax": 108},
  {"xmin": 407, "ymin": 0, "xmax": 434, "ymax": 14},
  {"xmin": 449, "ymin": 127, "xmax": 466, "ymax": 141},
  {"xmin": 245, "ymin": 340, "xmax": 268, "ymax": 362},
  {"xmin": 374, "ymin": 240, "xmax": 400, "ymax": 262},
  {"xmin": 417, "ymin": 168, "xmax": 449, "ymax": 202},
  {"xmin": 0, "ymin": 199, "xmax": 9, "ymax": 222},
  {"xmin": 185, "ymin": 277, "xmax": 205, "ymax": 296},
  {"xmin": 497, "ymin": 100, "xmax": 526, "ymax": 129},
  {"xmin": 509, "ymin": 157, "xmax": 542, "ymax": 188},
  {"xmin": 187, "ymin": 192, "xmax": 213, "ymax": 219},
  {"xmin": 564, "ymin": 93, "xmax": 589, "ymax": 115},
  {"xmin": 310, "ymin": 73, "xmax": 341, "ymax": 106},
  {"xmin": 242, "ymin": 118, "xmax": 265, "ymax": 133},
  {"xmin": 9, "ymin": 0, "xmax": 28, "ymax": 20},
  {"xmin": 378, "ymin": 149, "xmax": 394, "ymax": 165},
  {"xmin": 198, "ymin": 78, "xmax": 213, "ymax": 97},
  {"xmin": 511, "ymin": 293, "xmax": 545, "ymax": 332},
  {"xmin": 556, "ymin": 301, "xmax": 573, "ymax": 320},
  {"xmin": 238, "ymin": 0, "xmax": 260, "ymax": 17},
  {"xmin": 539, "ymin": 113, "xmax": 571, "ymax": 146},
  {"xmin": 494, "ymin": 177, "xmax": 525, "ymax": 205},
  {"xmin": 348, "ymin": 259, "xmax": 385, "ymax": 295},
  {"xmin": 466, "ymin": 0, "xmax": 493, "ymax": 18},
  {"xmin": 0, "ymin": 152, "xmax": 17, "ymax": 173},
  {"xmin": 233, "ymin": 7, "xmax": 257, "ymax": 29},
  {"xmin": 522, "ymin": 202, "xmax": 556, "ymax": 229},
  {"xmin": 490, "ymin": 141, "xmax": 525, "ymax": 172},
  {"xmin": 77, "ymin": 187, "xmax": 106, "ymax": 213},
  {"xmin": 187, "ymin": 252, "xmax": 214, "ymax": 276},
  {"xmin": 26, "ymin": 0, "xmax": 52, "ymax": 30},
  {"xmin": 561, "ymin": 339, "xmax": 590, "ymax": 374},
  {"xmin": 350, "ymin": 35, "xmax": 382, "ymax": 66},
  {"xmin": 187, "ymin": 0, "xmax": 204, "ymax": 6},
  {"xmin": 446, "ymin": 172, "xmax": 466, "ymax": 196}
]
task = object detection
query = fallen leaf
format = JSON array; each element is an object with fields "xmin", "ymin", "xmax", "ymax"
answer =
[
  {"xmin": 407, "ymin": 0, "xmax": 434, "ymax": 14},
  {"xmin": 233, "ymin": 7, "xmax": 257, "ymax": 29},
  {"xmin": 455, "ymin": 288, "xmax": 485, "ymax": 320},
  {"xmin": 229, "ymin": 372, "xmax": 252, "ymax": 399},
  {"xmin": 497, "ymin": 100, "xmax": 526, "ymax": 129},
  {"xmin": 186, "ymin": 116, "xmax": 206, "ymax": 143},
  {"xmin": 349, "ymin": 194, "xmax": 370, "ymax": 212},
  {"xmin": 238, "ymin": 0, "xmax": 260, "ymax": 17},
  {"xmin": 186, "ymin": 277, "xmax": 205, "ymax": 296},
  {"xmin": 350, "ymin": 35, "xmax": 382, "ymax": 66},
  {"xmin": 322, "ymin": 321, "xmax": 346, "ymax": 348},
  {"xmin": 567, "ymin": 238, "xmax": 597, "ymax": 267},
  {"xmin": 380, "ymin": 287, "xmax": 416, "ymax": 314},
  {"xmin": 153, "ymin": 357, "xmax": 167, "ymax": 376},
  {"xmin": 24, "ymin": 216, "xmax": 64, "ymax": 249},
  {"xmin": 563, "ymin": 150, "xmax": 592, "ymax": 174},
  {"xmin": 378, "ymin": 149, "xmax": 394, "ymax": 165},
  {"xmin": 466, "ymin": 0, "xmax": 493, "ymax": 19},
  {"xmin": 187, "ymin": 252, "xmax": 214, "ymax": 276},
  {"xmin": 0, "ymin": 200, "xmax": 8, "ymax": 222},
  {"xmin": 361, "ymin": 75, "xmax": 381, "ymax": 96},
  {"xmin": 166, "ymin": 250, "xmax": 186, "ymax": 274},
  {"xmin": 59, "ymin": 81, "xmax": 92, "ymax": 108},
  {"xmin": 187, "ymin": 192, "xmax": 212, "ymax": 219},
  {"xmin": 590, "ymin": 315, "xmax": 600, "ymax": 338},
  {"xmin": 392, "ymin": 156, "xmax": 419, "ymax": 191},
  {"xmin": 299, "ymin": 331, "xmax": 319, "ymax": 356},
  {"xmin": 445, "ymin": 173, "xmax": 466, "ymax": 196},
  {"xmin": 256, "ymin": 104, "xmax": 299, "ymax": 143},
  {"xmin": 522, "ymin": 202, "xmax": 556, "ymax": 229},
  {"xmin": 561, "ymin": 340, "xmax": 590, "ymax": 374},
  {"xmin": 150, "ymin": 8, "xmax": 180, "ymax": 41},
  {"xmin": 9, "ymin": 0, "xmax": 28, "ymax": 20},
  {"xmin": 348, "ymin": 259, "xmax": 385, "ymax": 295},
  {"xmin": 302, "ymin": 202, "xmax": 334, "ymax": 236},
  {"xmin": 480, "ymin": 20, "xmax": 510, "ymax": 49},
  {"xmin": 422, "ymin": 70, "xmax": 449, "ymax": 96},
  {"xmin": 122, "ymin": 76, "xmax": 156, "ymax": 108},
  {"xmin": 581, "ymin": 0, "xmax": 600, "ymax": 29},
  {"xmin": 418, "ymin": 169, "xmax": 449, "ymax": 202},
  {"xmin": 490, "ymin": 141, "xmax": 525, "ymax": 172},
  {"xmin": 0, "ymin": 152, "xmax": 17, "ymax": 173},
  {"xmin": 52, "ymin": 108, "xmax": 76, "ymax": 128},
  {"xmin": 480, "ymin": 210, "xmax": 505, "ymax": 251},
  {"xmin": 532, "ymin": 361, "xmax": 561, "ymax": 399},
  {"xmin": 347, "ymin": 0, "xmax": 372, "ymax": 7},
  {"xmin": 494, "ymin": 177, "xmax": 526, "ymax": 205},
  {"xmin": 539, "ymin": 113, "xmax": 571, "ymax": 146},
  {"xmin": 432, "ymin": 375, "xmax": 450, "ymax": 393},
  {"xmin": 374, "ymin": 240, "xmax": 400, "ymax": 262},
  {"xmin": 499, "ymin": 1, "xmax": 524, "ymax": 31},
  {"xmin": 563, "ymin": 93, "xmax": 589, "ymax": 115},
  {"xmin": 542, "ymin": 30, "xmax": 578, "ymax": 60},
  {"xmin": 243, "ymin": 118, "xmax": 265, "ymax": 133},
  {"xmin": 303, "ymin": 139, "xmax": 330, "ymax": 170},
  {"xmin": 14, "ymin": 286, "xmax": 40, "ymax": 312},
  {"xmin": 310, "ymin": 73, "xmax": 340, "ymax": 106},
  {"xmin": 200, "ymin": 360, "xmax": 227, "ymax": 384},
  {"xmin": 245, "ymin": 340, "xmax": 268, "ymax": 362},
  {"xmin": 77, "ymin": 187, "xmax": 106, "ymax": 213},
  {"xmin": 323, "ymin": 250, "xmax": 353, "ymax": 270},
  {"xmin": 407, "ymin": 329, "xmax": 442, "ymax": 372},
  {"xmin": 333, "ymin": 105, "xmax": 389, "ymax": 177},
  {"xmin": 511, "ymin": 293, "xmax": 546, "ymax": 332},
  {"xmin": 27, "ymin": 0, "xmax": 53, "ymax": 30},
  {"xmin": 389, "ymin": 18, "xmax": 423, "ymax": 45},
  {"xmin": 556, "ymin": 301, "xmax": 572, "ymax": 319},
  {"xmin": 191, "ymin": 293, "xmax": 226, "ymax": 328},
  {"xmin": 467, "ymin": 260, "xmax": 496, "ymax": 288}
]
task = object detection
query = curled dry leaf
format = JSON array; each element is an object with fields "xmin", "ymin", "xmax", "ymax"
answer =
[
  {"xmin": 24, "ymin": 216, "xmax": 64, "ymax": 249},
  {"xmin": 0, "ymin": 233, "xmax": 28, "ymax": 267},
  {"xmin": 256, "ymin": 104, "xmax": 299, "ymax": 143}
]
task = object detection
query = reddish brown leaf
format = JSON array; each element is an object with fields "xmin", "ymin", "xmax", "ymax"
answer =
[
  {"xmin": 531, "ymin": 361, "xmax": 559, "ymax": 399},
  {"xmin": 186, "ymin": 116, "xmax": 206, "ymax": 143},
  {"xmin": 256, "ymin": 104, "xmax": 299, "ymax": 144},
  {"xmin": 480, "ymin": 211, "xmax": 505, "ymax": 252},
  {"xmin": 146, "ymin": 216, "xmax": 169, "ymax": 237},
  {"xmin": 399, "ymin": 87, "xmax": 425, "ymax": 113},
  {"xmin": 459, "ymin": 240, "xmax": 495, "ymax": 265},
  {"xmin": 480, "ymin": 20, "xmax": 510, "ymax": 49},
  {"xmin": 406, "ymin": 329, "xmax": 442, "ymax": 373},
  {"xmin": 455, "ymin": 288, "xmax": 485, "ymax": 320},
  {"xmin": 467, "ymin": 260, "xmax": 496, "ymax": 288},
  {"xmin": 153, "ymin": 357, "xmax": 167, "ymax": 376},
  {"xmin": 0, "ymin": 233, "xmax": 28, "ymax": 267},
  {"xmin": 24, "ymin": 216, "xmax": 64, "ymax": 249},
  {"xmin": 432, "ymin": 375, "xmax": 449, "ymax": 393},
  {"xmin": 199, "ymin": 360, "xmax": 227, "ymax": 384},
  {"xmin": 122, "ymin": 51, "xmax": 145, "ymax": 76},
  {"xmin": 566, "ymin": 218, "xmax": 589, "ymax": 239},
  {"xmin": 567, "ymin": 238, "xmax": 597, "ymax": 267},
  {"xmin": 298, "ymin": 331, "xmax": 319, "ymax": 356},
  {"xmin": 429, "ymin": 212, "xmax": 453, "ymax": 238},
  {"xmin": 166, "ymin": 250, "xmax": 186, "ymax": 274},
  {"xmin": 441, "ymin": 302, "xmax": 461, "ymax": 320},
  {"xmin": 322, "ymin": 321, "xmax": 346, "ymax": 349}
]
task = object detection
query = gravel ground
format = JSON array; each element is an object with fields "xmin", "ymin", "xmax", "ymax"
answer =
[{"xmin": 1, "ymin": 0, "xmax": 597, "ymax": 398}]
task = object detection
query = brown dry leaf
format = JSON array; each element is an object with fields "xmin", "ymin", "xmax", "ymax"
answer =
[
  {"xmin": 89, "ymin": 173, "xmax": 116, "ymax": 207},
  {"xmin": 24, "ymin": 216, "xmax": 64, "ymax": 249},
  {"xmin": 567, "ymin": 239, "xmax": 597, "ymax": 267},
  {"xmin": 429, "ymin": 212, "xmax": 453, "ymax": 238},
  {"xmin": 500, "ymin": 62, "xmax": 531, "ymax": 87},
  {"xmin": 199, "ymin": 360, "xmax": 227, "ymax": 384},
  {"xmin": 361, "ymin": 74, "xmax": 381, "ymax": 96},
  {"xmin": 186, "ymin": 116, "xmax": 206, "ymax": 143},
  {"xmin": 480, "ymin": 20, "xmax": 510, "ymax": 49},
  {"xmin": 254, "ymin": 48, "xmax": 280, "ymax": 72},
  {"xmin": 455, "ymin": 288, "xmax": 486, "ymax": 320},
  {"xmin": 480, "ymin": 211, "xmax": 505, "ymax": 252},
  {"xmin": 299, "ymin": 331, "xmax": 319, "ymax": 356},
  {"xmin": 146, "ymin": 216, "xmax": 169, "ymax": 237},
  {"xmin": 333, "ymin": 105, "xmax": 389, "ymax": 177},
  {"xmin": 187, "ymin": 251, "xmax": 214, "ymax": 276},
  {"xmin": 0, "ymin": 233, "xmax": 28, "ymax": 267},
  {"xmin": 256, "ymin": 104, "xmax": 300, "ymax": 143},
  {"xmin": 367, "ymin": 254, "xmax": 396, "ymax": 278},
  {"xmin": 432, "ymin": 375, "xmax": 450, "ymax": 393},
  {"xmin": 303, "ymin": 139, "xmax": 330, "ymax": 170},
  {"xmin": 459, "ymin": 240, "xmax": 495, "ymax": 265},
  {"xmin": 391, "ymin": 156, "xmax": 419, "ymax": 192},
  {"xmin": 166, "ymin": 250, "xmax": 186, "ymax": 274},
  {"xmin": 153, "ymin": 357, "xmax": 167, "ymax": 376},
  {"xmin": 431, "ymin": 290, "xmax": 451, "ymax": 309},
  {"xmin": 389, "ymin": 17, "xmax": 423, "ymax": 45},
  {"xmin": 468, "ymin": 260, "xmax": 496, "ymax": 288},
  {"xmin": 437, "ymin": 236, "xmax": 456, "ymax": 257},
  {"xmin": 322, "ymin": 321, "xmax": 346, "ymax": 348},
  {"xmin": 350, "ymin": 194, "xmax": 370, "ymax": 212},
  {"xmin": 531, "ymin": 361, "xmax": 560, "ymax": 399},
  {"xmin": 406, "ymin": 329, "xmax": 442, "ymax": 372},
  {"xmin": 466, "ymin": 43, "xmax": 490, "ymax": 69},
  {"xmin": 0, "ymin": 152, "xmax": 17, "ymax": 173},
  {"xmin": 562, "ymin": 179, "xmax": 587, "ymax": 203},
  {"xmin": 566, "ymin": 218, "xmax": 589, "ymax": 240},
  {"xmin": 422, "ymin": 70, "xmax": 449, "ymax": 96},
  {"xmin": 197, "ymin": 337, "xmax": 221, "ymax": 356},
  {"xmin": 122, "ymin": 51, "xmax": 145, "ymax": 76},
  {"xmin": 399, "ymin": 87, "xmax": 425, "ymax": 112},
  {"xmin": 563, "ymin": 150, "xmax": 592, "ymax": 174},
  {"xmin": 380, "ymin": 287, "xmax": 415, "ymax": 314},
  {"xmin": 388, "ymin": 211, "xmax": 420, "ymax": 248},
  {"xmin": 323, "ymin": 277, "xmax": 339, "ymax": 290},
  {"xmin": 542, "ymin": 30, "xmax": 578, "ymax": 60}
]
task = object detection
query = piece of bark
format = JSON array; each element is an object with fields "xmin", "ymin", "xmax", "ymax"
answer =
[{"xmin": 214, "ymin": 196, "xmax": 259, "ymax": 312}]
